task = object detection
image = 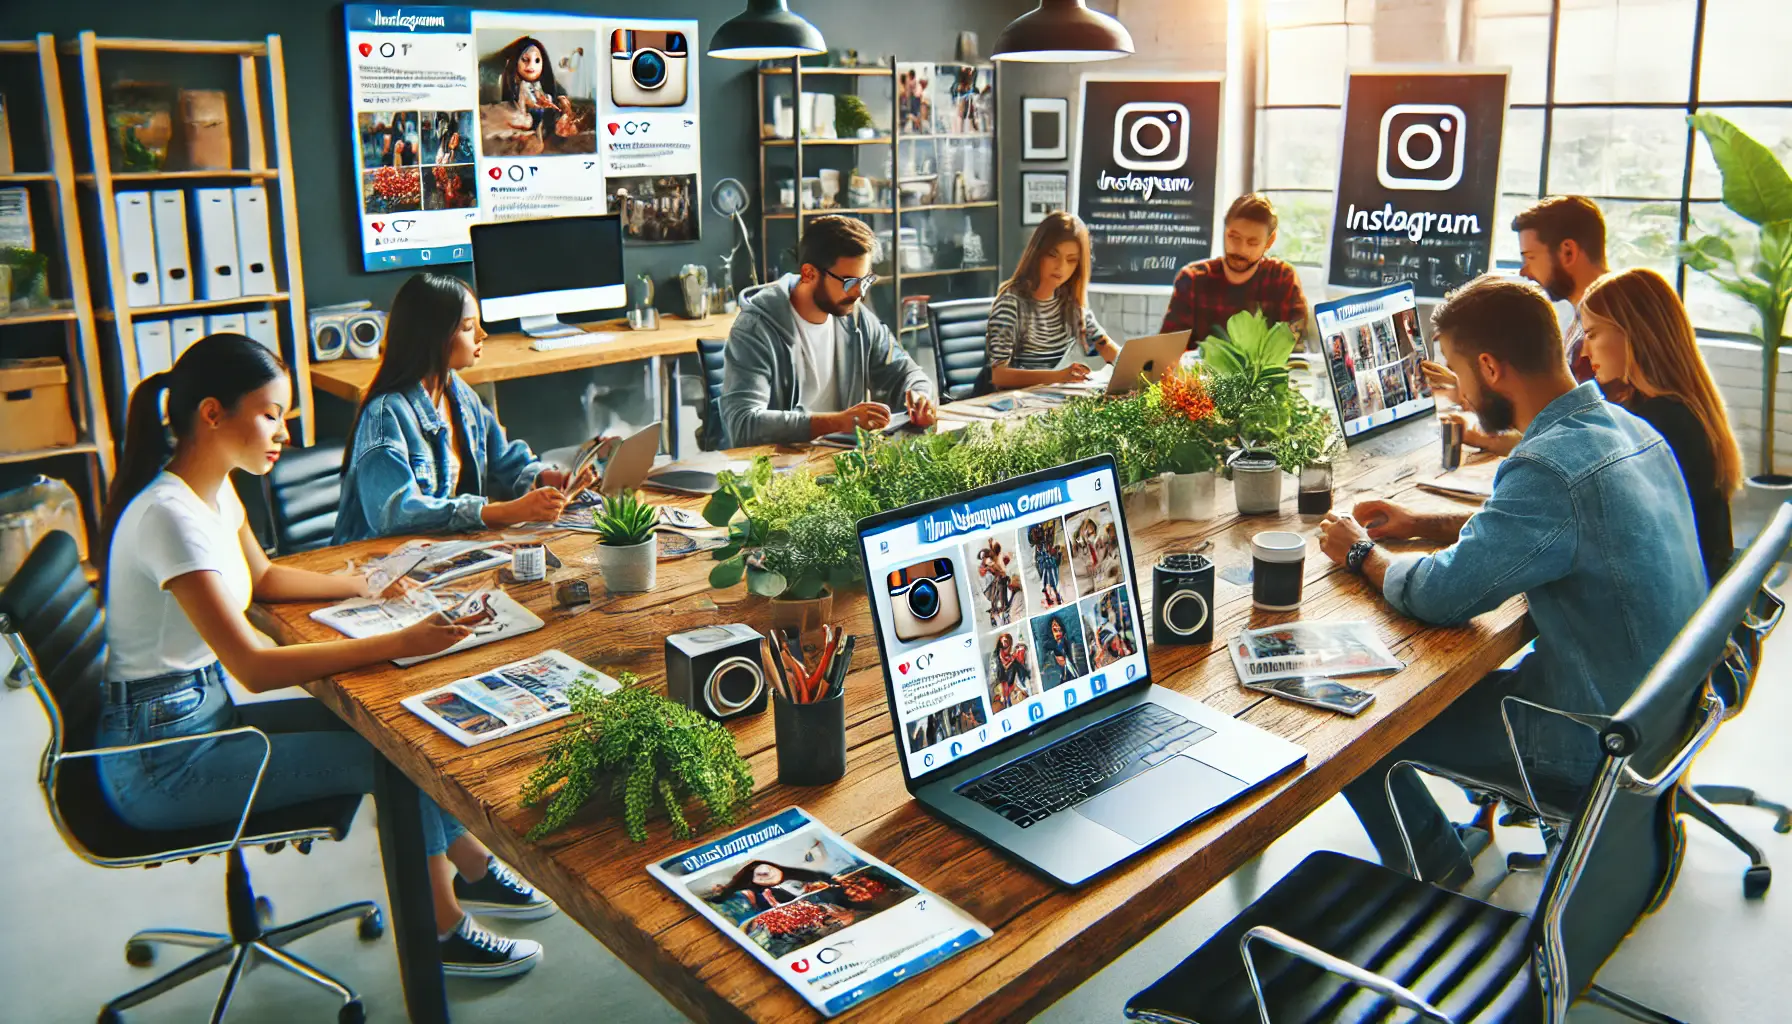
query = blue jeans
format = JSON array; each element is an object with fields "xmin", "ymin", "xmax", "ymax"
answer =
[
  {"xmin": 1341, "ymin": 663, "xmax": 1600, "ymax": 882},
  {"xmin": 96, "ymin": 662, "xmax": 467, "ymax": 857}
]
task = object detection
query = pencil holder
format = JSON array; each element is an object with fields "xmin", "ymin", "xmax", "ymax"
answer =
[{"xmin": 774, "ymin": 691, "xmax": 846, "ymax": 786}]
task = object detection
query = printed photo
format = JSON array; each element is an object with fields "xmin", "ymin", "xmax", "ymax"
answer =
[
  {"xmin": 1031, "ymin": 608, "xmax": 1088, "ymax": 690},
  {"xmin": 897, "ymin": 63, "xmax": 932, "ymax": 134},
  {"xmin": 422, "ymin": 110, "xmax": 475, "ymax": 165},
  {"xmin": 883, "ymin": 555, "xmax": 965, "ymax": 645},
  {"xmin": 358, "ymin": 111, "xmax": 420, "ymax": 170},
  {"xmin": 686, "ymin": 831, "xmax": 919, "ymax": 959},
  {"xmin": 1021, "ymin": 518, "xmax": 1074, "ymax": 611},
  {"xmin": 1081, "ymin": 585, "xmax": 1139, "ymax": 670},
  {"xmin": 983, "ymin": 625, "xmax": 1036, "ymax": 712},
  {"xmin": 478, "ymin": 30, "xmax": 598, "ymax": 157},
  {"xmin": 607, "ymin": 174, "xmax": 698, "ymax": 243},
  {"xmin": 1065, "ymin": 504, "xmax": 1123, "ymax": 596},
  {"xmin": 476, "ymin": 676, "xmax": 549, "ymax": 719},
  {"xmin": 424, "ymin": 164, "xmax": 478, "ymax": 211},
  {"xmin": 362, "ymin": 166, "xmax": 422, "ymax": 214},
  {"xmin": 942, "ymin": 65, "xmax": 994, "ymax": 134},
  {"xmin": 903, "ymin": 696, "xmax": 988, "ymax": 753},
  {"xmin": 420, "ymin": 691, "xmax": 504, "ymax": 736},
  {"xmin": 1393, "ymin": 307, "xmax": 1423, "ymax": 359},
  {"xmin": 1407, "ymin": 351, "xmax": 1432, "ymax": 398},
  {"xmin": 969, "ymin": 529, "xmax": 1026, "ymax": 632},
  {"xmin": 1378, "ymin": 364, "xmax": 1409, "ymax": 408}
]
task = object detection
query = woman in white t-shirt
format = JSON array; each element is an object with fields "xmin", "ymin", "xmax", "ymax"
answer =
[{"xmin": 98, "ymin": 334, "xmax": 551, "ymax": 978}]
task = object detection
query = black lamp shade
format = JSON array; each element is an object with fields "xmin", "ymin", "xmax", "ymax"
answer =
[
  {"xmin": 992, "ymin": 0, "xmax": 1135, "ymax": 63},
  {"xmin": 708, "ymin": 0, "xmax": 828, "ymax": 60}
]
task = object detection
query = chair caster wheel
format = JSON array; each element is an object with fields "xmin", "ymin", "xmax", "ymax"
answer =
[
  {"xmin": 255, "ymin": 895, "xmax": 275, "ymax": 927},
  {"xmin": 358, "ymin": 908, "xmax": 386, "ymax": 941},
  {"xmin": 1744, "ymin": 865, "xmax": 1771, "ymax": 899},
  {"xmin": 125, "ymin": 940, "xmax": 155, "ymax": 967},
  {"xmin": 339, "ymin": 1000, "xmax": 367, "ymax": 1024}
]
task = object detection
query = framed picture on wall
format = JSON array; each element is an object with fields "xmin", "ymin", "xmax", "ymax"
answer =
[
  {"xmin": 1021, "ymin": 171, "xmax": 1069, "ymax": 225},
  {"xmin": 1022, "ymin": 97, "xmax": 1069, "ymax": 161}
]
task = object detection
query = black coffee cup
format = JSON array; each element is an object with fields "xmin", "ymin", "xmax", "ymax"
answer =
[
  {"xmin": 1251, "ymin": 531, "xmax": 1306, "ymax": 611},
  {"xmin": 774, "ymin": 691, "xmax": 846, "ymax": 786}
]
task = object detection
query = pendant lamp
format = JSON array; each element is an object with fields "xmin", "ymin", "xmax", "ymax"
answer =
[
  {"xmin": 708, "ymin": 0, "xmax": 827, "ymax": 60},
  {"xmin": 992, "ymin": 0, "xmax": 1134, "ymax": 63}
]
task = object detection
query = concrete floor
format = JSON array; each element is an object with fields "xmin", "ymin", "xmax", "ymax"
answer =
[{"xmin": 3, "ymin": 620, "xmax": 1787, "ymax": 1023}]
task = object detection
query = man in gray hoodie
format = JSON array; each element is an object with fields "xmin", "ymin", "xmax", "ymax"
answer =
[{"xmin": 721, "ymin": 215, "xmax": 937, "ymax": 447}]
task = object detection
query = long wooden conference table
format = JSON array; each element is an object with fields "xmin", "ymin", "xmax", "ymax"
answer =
[{"xmin": 253, "ymin": 392, "xmax": 1529, "ymax": 1024}]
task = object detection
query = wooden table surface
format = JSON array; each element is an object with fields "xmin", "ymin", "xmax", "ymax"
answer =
[
  {"xmin": 308, "ymin": 312, "xmax": 736, "ymax": 405},
  {"xmin": 254, "ymin": 407, "xmax": 1529, "ymax": 1024}
]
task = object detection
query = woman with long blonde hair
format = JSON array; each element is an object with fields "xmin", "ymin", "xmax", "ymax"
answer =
[
  {"xmin": 1581, "ymin": 267, "xmax": 1742, "ymax": 582},
  {"xmin": 984, "ymin": 211, "xmax": 1120, "ymax": 391}
]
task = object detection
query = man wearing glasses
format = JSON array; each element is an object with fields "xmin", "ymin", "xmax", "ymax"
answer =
[{"xmin": 722, "ymin": 215, "xmax": 937, "ymax": 447}]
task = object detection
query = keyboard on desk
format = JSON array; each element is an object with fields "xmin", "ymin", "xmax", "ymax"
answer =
[
  {"xmin": 956, "ymin": 703, "xmax": 1214, "ymax": 828},
  {"xmin": 529, "ymin": 331, "xmax": 622, "ymax": 352}
]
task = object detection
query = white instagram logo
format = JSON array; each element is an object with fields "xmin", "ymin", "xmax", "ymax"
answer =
[
  {"xmin": 1113, "ymin": 101, "xmax": 1189, "ymax": 172},
  {"xmin": 1377, "ymin": 104, "xmax": 1466, "ymax": 191}
]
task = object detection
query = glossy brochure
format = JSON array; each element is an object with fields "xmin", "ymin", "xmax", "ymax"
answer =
[
  {"xmin": 1228, "ymin": 620, "xmax": 1403, "ymax": 685},
  {"xmin": 309, "ymin": 587, "xmax": 545, "ymax": 666},
  {"xmin": 402, "ymin": 649, "xmax": 617, "ymax": 746},
  {"xmin": 395, "ymin": 538, "xmax": 514, "ymax": 587},
  {"xmin": 647, "ymin": 806, "xmax": 991, "ymax": 1018}
]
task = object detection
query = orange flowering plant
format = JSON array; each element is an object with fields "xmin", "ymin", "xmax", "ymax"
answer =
[{"xmin": 1145, "ymin": 365, "xmax": 1229, "ymax": 475}]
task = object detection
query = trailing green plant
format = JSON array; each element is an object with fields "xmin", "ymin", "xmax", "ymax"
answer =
[
  {"xmin": 1681, "ymin": 112, "xmax": 1792, "ymax": 479},
  {"xmin": 521, "ymin": 674, "xmax": 754, "ymax": 842},
  {"xmin": 594, "ymin": 490, "xmax": 657, "ymax": 546}
]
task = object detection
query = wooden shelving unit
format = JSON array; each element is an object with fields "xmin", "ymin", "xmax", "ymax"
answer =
[
  {"xmin": 69, "ymin": 32, "xmax": 315, "ymax": 445},
  {"xmin": 0, "ymin": 35, "xmax": 115, "ymax": 513}
]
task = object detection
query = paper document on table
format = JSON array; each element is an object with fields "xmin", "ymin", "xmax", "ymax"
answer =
[
  {"xmin": 396, "ymin": 539, "xmax": 513, "ymax": 587},
  {"xmin": 310, "ymin": 588, "xmax": 545, "ymax": 666},
  {"xmin": 1417, "ymin": 459, "xmax": 1501, "ymax": 500},
  {"xmin": 1229, "ymin": 621, "xmax": 1403, "ymax": 685},
  {"xmin": 402, "ymin": 649, "xmax": 617, "ymax": 746}
]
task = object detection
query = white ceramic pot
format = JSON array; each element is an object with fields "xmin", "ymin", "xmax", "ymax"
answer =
[
  {"xmin": 1125, "ymin": 477, "xmax": 1165, "ymax": 527},
  {"xmin": 1165, "ymin": 471, "xmax": 1218, "ymax": 521},
  {"xmin": 596, "ymin": 536, "xmax": 657, "ymax": 593}
]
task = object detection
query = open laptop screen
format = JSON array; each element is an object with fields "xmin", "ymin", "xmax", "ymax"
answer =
[
  {"xmin": 858, "ymin": 456, "xmax": 1150, "ymax": 784},
  {"xmin": 1312, "ymin": 282, "xmax": 1436, "ymax": 442}
]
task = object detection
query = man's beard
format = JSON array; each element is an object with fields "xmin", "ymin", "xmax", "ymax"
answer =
[
  {"xmin": 1475, "ymin": 388, "xmax": 1517, "ymax": 434},
  {"xmin": 1224, "ymin": 252, "xmax": 1261, "ymax": 274},
  {"xmin": 816, "ymin": 290, "xmax": 858, "ymax": 317},
  {"xmin": 1541, "ymin": 262, "xmax": 1575, "ymax": 303}
]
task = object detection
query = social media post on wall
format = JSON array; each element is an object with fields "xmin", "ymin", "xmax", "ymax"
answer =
[{"xmin": 601, "ymin": 20, "xmax": 701, "ymax": 223}]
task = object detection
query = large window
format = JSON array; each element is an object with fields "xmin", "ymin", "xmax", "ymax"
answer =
[{"xmin": 1253, "ymin": 0, "xmax": 1792, "ymax": 339}]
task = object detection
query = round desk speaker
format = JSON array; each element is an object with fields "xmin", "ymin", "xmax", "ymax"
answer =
[{"xmin": 1154, "ymin": 552, "xmax": 1214, "ymax": 646}]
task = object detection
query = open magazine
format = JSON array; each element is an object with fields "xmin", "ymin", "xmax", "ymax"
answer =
[
  {"xmin": 1229, "ymin": 621, "xmax": 1403, "ymax": 685},
  {"xmin": 402, "ymin": 649, "xmax": 616, "ymax": 745},
  {"xmin": 393, "ymin": 539, "xmax": 513, "ymax": 588},
  {"xmin": 648, "ymin": 807, "xmax": 991, "ymax": 1018},
  {"xmin": 309, "ymin": 588, "xmax": 545, "ymax": 666}
]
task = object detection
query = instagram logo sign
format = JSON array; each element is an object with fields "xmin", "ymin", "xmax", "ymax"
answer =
[
  {"xmin": 1112, "ymin": 102, "xmax": 1189, "ymax": 172},
  {"xmin": 1377, "ymin": 104, "xmax": 1466, "ymax": 191}
]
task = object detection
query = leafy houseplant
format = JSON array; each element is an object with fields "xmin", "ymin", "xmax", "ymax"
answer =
[
  {"xmin": 1681, "ymin": 113, "xmax": 1792, "ymax": 485},
  {"xmin": 594, "ymin": 490, "xmax": 658, "ymax": 593},
  {"xmin": 835, "ymin": 94, "xmax": 876, "ymax": 140},
  {"xmin": 521, "ymin": 674, "xmax": 754, "ymax": 842}
]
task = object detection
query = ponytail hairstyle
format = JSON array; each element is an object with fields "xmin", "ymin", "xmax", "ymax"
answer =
[
  {"xmin": 1001, "ymin": 211, "xmax": 1094, "ymax": 350},
  {"xmin": 344, "ymin": 272, "xmax": 476, "ymax": 467},
  {"xmin": 100, "ymin": 333, "xmax": 286, "ymax": 570}
]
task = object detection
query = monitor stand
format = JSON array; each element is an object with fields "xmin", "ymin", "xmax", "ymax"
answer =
[{"xmin": 518, "ymin": 314, "xmax": 585, "ymax": 339}]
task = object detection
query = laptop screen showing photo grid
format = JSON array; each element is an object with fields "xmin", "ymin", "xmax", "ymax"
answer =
[
  {"xmin": 860, "ymin": 463, "xmax": 1148, "ymax": 780},
  {"xmin": 1313, "ymin": 283, "xmax": 1437, "ymax": 439}
]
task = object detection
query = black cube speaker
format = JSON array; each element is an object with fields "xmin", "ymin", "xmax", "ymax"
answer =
[
  {"xmin": 1153, "ymin": 552, "xmax": 1214, "ymax": 645},
  {"xmin": 666, "ymin": 623, "xmax": 768, "ymax": 721}
]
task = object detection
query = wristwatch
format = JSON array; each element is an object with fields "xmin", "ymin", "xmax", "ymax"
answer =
[{"xmin": 1346, "ymin": 539, "xmax": 1377, "ymax": 574}]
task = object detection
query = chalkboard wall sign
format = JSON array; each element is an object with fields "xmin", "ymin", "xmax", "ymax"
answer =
[
  {"xmin": 1326, "ymin": 69, "xmax": 1509, "ymax": 300},
  {"xmin": 1073, "ymin": 74, "xmax": 1223, "ymax": 293}
]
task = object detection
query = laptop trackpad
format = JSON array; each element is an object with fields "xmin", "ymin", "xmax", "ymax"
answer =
[{"xmin": 1073, "ymin": 755, "xmax": 1249, "ymax": 846}]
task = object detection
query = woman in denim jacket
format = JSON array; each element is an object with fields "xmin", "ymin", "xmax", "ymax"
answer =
[{"xmin": 333, "ymin": 273, "xmax": 592, "ymax": 544}]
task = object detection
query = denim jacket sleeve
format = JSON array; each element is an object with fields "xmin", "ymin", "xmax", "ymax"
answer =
[
  {"xmin": 470, "ymin": 394, "xmax": 544, "ymax": 500},
  {"xmin": 1382, "ymin": 456, "xmax": 1578, "ymax": 625},
  {"xmin": 349, "ymin": 404, "xmax": 488, "ymax": 536}
]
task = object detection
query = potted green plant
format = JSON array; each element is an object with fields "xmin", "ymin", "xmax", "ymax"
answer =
[
  {"xmin": 521, "ymin": 674, "xmax": 754, "ymax": 842},
  {"xmin": 835, "ymin": 94, "xmax": 877, "ymax": 140},
  {"xmin": 593, "ymin": 490, "xmax": 658, "ymax": 593},
  {"xmin": 1198, "ymin": 310, "xmax": 1304, "ymax": 515},
  {"xmin": 1681, "ymin": 113, "xmax": 1792, "ymax": 533},
  {"xmin": 1147, "ymin": 365, "xmax": 1225, "ymax": 520}
]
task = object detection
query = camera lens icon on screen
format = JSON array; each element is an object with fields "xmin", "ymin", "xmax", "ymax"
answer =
[
  {"xmin": 886, "ymin": 557, "xmax": 963, "ymax": 643},
  {"xmin": 1377, "ymin": 103, "xmax": 1466, "ymax": 191},
  {"xmin": 1112, "ymin": 101, "xmax": 1190, "ymax": 172},
  {"xmin": 610, "ymin": 29, "xmax": 689, "ymax": 107}
]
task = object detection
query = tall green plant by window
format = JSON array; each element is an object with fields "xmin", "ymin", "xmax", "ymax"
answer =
[{"xmin": 1682, "ymin": 113, "xmax": 1792, "ymax": 480}]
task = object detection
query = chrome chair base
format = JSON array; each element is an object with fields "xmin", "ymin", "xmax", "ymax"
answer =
[{"xmin": 1584, "ymin": 983, "xmax": 1689, "ymax": 1024}]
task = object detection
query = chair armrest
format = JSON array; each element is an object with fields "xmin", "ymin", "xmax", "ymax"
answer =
[
  {"xmin": 1239, "ymin": 926, "xmax": 1458, "ymax": 1024},
  {"xmin": 53, "ymin": 725, "xmax": 272, "ymax": 857}
]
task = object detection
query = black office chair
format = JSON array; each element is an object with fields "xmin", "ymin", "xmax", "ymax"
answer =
[
  {"xmin": 694, "ymin": 337, "xmax": 730, "ymax": 451},
  {"xmin": 259, "ymin": 440, "xmax": 347, "ymax": 555},
  {"xmin": 1126, "ymin": 503, "xmax": 1792, "ymax": 1024},
  {"xmin": 1, "ymin": 531, "xmax": 382, "ymax": 1024},
  {"xmin": 926, "ymin": 296, "xmax": 996, "ymax": 402}
]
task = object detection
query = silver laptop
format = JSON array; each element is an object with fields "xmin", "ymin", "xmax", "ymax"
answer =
[
  {"xmin": 857, "ymin": 454, "xmax": 1306, "ymax": 886},
  {"xmin": 1105, "ymin": 330, "xmax": 1191, "ymax": 394}
]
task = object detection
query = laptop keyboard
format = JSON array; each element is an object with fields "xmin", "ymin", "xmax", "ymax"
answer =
[{"xmin": 956, "ymin": 703, "xmax": 1214, "ymax": 828}]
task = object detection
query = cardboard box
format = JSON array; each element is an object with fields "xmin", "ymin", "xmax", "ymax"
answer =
[{"xmin": 0, "ymin": 358, "xmax": 78, "ymax": 452}]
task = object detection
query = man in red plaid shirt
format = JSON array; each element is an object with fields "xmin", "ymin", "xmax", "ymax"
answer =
[{"xmin": 1160, "ymin": 194, "xmax": 1310, "ymax": 347}]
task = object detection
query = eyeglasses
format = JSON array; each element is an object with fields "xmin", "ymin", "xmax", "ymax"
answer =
[{"xmin": 825, "ymin": 268, "xmax": 880, "ymax": 294}]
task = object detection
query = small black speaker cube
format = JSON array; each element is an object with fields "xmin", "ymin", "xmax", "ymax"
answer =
[
  {"xmin": 1153, "ymin": 552, "xmax": 1215, "ymax": 646},
  {"xmin": 665, "ymin": 623, "xmax": 768, "ymax": 721}
]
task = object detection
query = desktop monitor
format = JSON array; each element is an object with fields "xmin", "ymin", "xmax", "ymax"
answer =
[
  {"xmin": 1312, "ymin": 282, "xmax": 1436, "ymax": 444},
  {"xmin": 470, "ymin": 214, "xmax": 625, "ymax": 338}
]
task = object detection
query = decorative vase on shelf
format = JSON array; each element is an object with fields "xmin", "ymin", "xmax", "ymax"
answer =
[
  {"xmin": 596, "ymin": 536, "xmax": 657, "ymax": 593},
  {"xmin": 1165, "ymin": 470, "xmax": 1218, "ymax": 522}
]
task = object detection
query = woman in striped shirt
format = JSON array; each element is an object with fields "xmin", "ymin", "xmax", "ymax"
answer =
[{"xmin": 985, "ymin": 212, "xmax": 1121, "ymax": 390}]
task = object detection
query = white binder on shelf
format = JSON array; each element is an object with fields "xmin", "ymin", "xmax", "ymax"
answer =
[
  {"xmin": 206, "ymin": 313, "xmax": 247, "ymax": 336},
  {"xmin": 171, "ymin": 316, "xmax": 206, "ymax": 356},
  {"xmin": 132, "ymin": 319, "xmax": 174, "ymax": 383},
  {"xmin": 193, "ymin": 188, "xmax": 240, "ymax": 300},
  {"xmin": 232, "ymin": 186, "xmax": 275, "ymax": 296},
  {"xmin": 150, "ymin": 190, "xmax": 192, "ymax": 305},
  {"xmin": 114, "ymin": 192, "xmax": 160, "ymax": 308},
  {"xmin": 245, "ymin": 310, "xmax": 279, "ymax": 354}
]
